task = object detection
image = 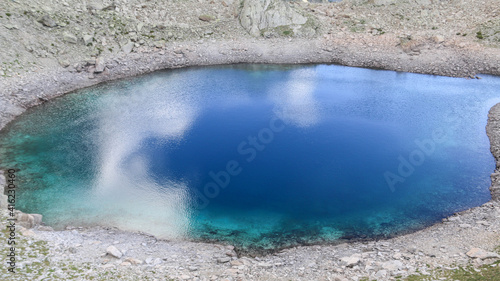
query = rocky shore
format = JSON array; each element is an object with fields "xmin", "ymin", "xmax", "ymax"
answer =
[{"xmin": 1, "ymin": 0, "xmax": 500, "ymax": 280}]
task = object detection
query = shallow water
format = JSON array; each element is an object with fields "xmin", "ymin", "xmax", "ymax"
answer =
[{"xmin": 1, "ymin": 64, "xmax": 499, "ymax": 252}]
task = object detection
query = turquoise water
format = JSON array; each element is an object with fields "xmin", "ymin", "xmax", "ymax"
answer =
[{"xmin": 1, "ymin": 65, "xmax": 499, "ymax": 253}]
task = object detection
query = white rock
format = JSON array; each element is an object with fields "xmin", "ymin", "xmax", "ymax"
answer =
[
  {"xmin": 122, "ymin": 42, "xmax": 135, "ymax": 53},
  {"xmin": 340, "ymin": 255, "xmax": 361, "ymax": 267},
  {"xmin": 63, "ymin": 32, "xmax": 78, "ymax": 44},
  {"xmin": 382, "ymin": 260, "xmax": 403, "ymax": 271},
  {"xmin": 106, "ymin": 246, "xmax": 122, "ymax": 259},
  {"xmin": 375, "ymin": 269, "xmax": 387, "ymax": 278},
  {"xmin": 466, "ymin": 248, "xmax": 500, "ymax": 260},
  {"xmin": 83, "ymin": 34, "xmax": 94, "ymax": 45}
]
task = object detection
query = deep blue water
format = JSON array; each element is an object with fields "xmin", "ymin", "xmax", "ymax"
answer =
[{"xmin": 1, "ymin": 64, "xmax": 499, "ymax": 252}]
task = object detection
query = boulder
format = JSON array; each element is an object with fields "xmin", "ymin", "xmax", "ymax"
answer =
[
  {"xmin": 124, "ymin": 257, "xmax": 143, "ymax": 265},
  {"xmin": 382, "ymin": 260, "xmax": 404, "ymax": 271},
  {"xmin": 106, "ymin": 245, "xmax": 123, "ymax": 258},
  {"xmin": 63, "ymin": 32, "xmax": 78, "ymax": 44},
  {"xmin": 432, "ymin": 35, "xmax": 445, "ymax": 43},
  {"xmin": 94, "ymin": 58, "xmax": 105, "ymax": 73},
  {"xmin": 199, "ymin": 15, "xmax": 215, "ymax": 22},
  {"xmin": 37, "ymin": 15, "xmax": 57, "ymax": 27},
  {"xmin": 340, "ymin": 255, "xmax": 361, "ymax": 267},
  {"xmin": 239, "ymin": 0, "xmax": 317, "ymax": 37},
  {"xmin": 83, "ymin": 34, "xmax": 94, "ymax": 45},
  {"xmin": 16, "ymin": 213, "xmax": 43, "ymax": 228},
  {"xmin": 371, "ymin": 0, "xmax": 396, "ymax": 5},
  {"xmin": 466, "ymin": 248, "xmax": 500, "ymax": 260},
  {"xmin": 121, "ymin": 41, "xmax": 134, "ymax": 54}
]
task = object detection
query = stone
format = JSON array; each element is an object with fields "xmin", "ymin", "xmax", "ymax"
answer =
[
  {"xmin": 4, "ymin": 24, "xmax": 17, "ymax": 30},
  {"xmin": 0, "ymin": 194, "xmax": 8, "ymax": 208},
  {"xmin": 199, "ymin": 15, "xmax": 215, "ymax": 22},
  {"xmin": 153, "ymin": 40, "xmax": 165, "ymax": 48},
  {"xmin": 258, "ymin": 262, "xmax": 273, "ymax": 268},
  {"xmin": 340, "ymin": 255, "xmax": 361, "ymax": 267},
  {"xmin": 63, "ymin": 32, "xmax": 78, "ymax": 44},
  {"xmin": 122, "ymin": 41, "xmax": 134, "ymax": 54},
  {"xmin": 37, "ymin": 15, "xmax": 57, "ymax": 27},
  {"xmin": 217, "ymin": 257, "xmax": 231, "ymax": 263},
  {"xmin": 124, "ymin": 257, "xmax": 143, "ymax": 265},
  {"xmin": 188, "ymin": 266, "xmax": 198, "ymax": 271},
  {"xmin": 180, "ymin": 275, "xmax": 191, "ymax": 280},
  {"xmin": 102, "ymin": 2, "xmax": 117, "ymax": 11},
  {"xmin": 239, "ymin": 0, "xmax": 314, "ymax": 37},
  {"xmin": 432, "ymin": 35, "xmax": 445, "ymax": 44},
  {"xmin": 137, "ymin": 22, "xmax": 144, "ymax": 32},
  {"xmin": 466, "ymin": 248, "xmax": 500, "ymax": 260},
  {"xmin": 17, "ymin": 213, "xmax": 42, "ymax": 228},
  {"xmin": 106, "ymin": 245, "xmax": 122, "ymax": 258},
  {"xmin": 459, "ymin": 223, "xmax": 472, "ymax": 228},
  {"xmin": 371, "ymin": 0, "xmax": 396, "ymax": 5},
  {"xmin": 382, "ymin": 260, "xmax": 404, "ymax": 271},
  {"xmin": 414, "ymin": 0, "xmax": 432, "ymax": 5},
  {"xmin": 120, "ymin": 262, "xmax": 131, "ymax": 266},
  {"xmin": 101, "ymin": 264, "xmax": 115, "ymax": 269},
  {"xmin": 375, "ymin": 270, "xmax": 388, "ymax": 278},
  {"xmin": 230, "ymin": 260, "xmax": 243, "ymax": 266},
  {"xmin": 94, "ymin": 58, "xmax": 105, "ymax": 73},
  {"xmin": 83, "ymin": 34, "xmax": 94, "ymax": 45},
  {"xmin": 153, "ymin": 258, "xmax": 162, "ymax": 265}
]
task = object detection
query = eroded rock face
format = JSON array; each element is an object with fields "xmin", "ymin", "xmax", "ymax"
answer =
[{"xmin": 239, "ymin": 0, "xmax": 317, "ymax": 37}]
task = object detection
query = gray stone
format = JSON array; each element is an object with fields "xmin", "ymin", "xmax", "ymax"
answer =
[
  {"xmin": 121, "ymin": 41, "xmax": 134, "ymax": 54},
  {"xmin": 199, "ymin": 15, "xmax": 215, "ymax": 22},
  {"xmin": 217, "ymin": 257, "xmax": 231, "ymax": 263},
  {"xmin": 137, "ymin": 22, "xmax": 144, "ymax": 32},
  {"xmin": 38, "ymin": 15, "xmax": 57, "ymax": 27},
  {"xmin": 94, "ymin": 58, "xmax": 105, "ymax": 73},
  {"xmin": 63, "ymin": 32, "xmax": 78, "ymax": 44},
  {"xmin": 466, "ymin": 248, "xmax": 500, "ymax": 260},
  {"xmin": 4, "ymin": 24, "xmax": 17, "ymax": 30},
  {"xmin": 375, "ymin": 270, "xmax": 388, "ymax": 278},
  {"xmin": 124, "ymin": 257, "xmax": 143, "ymax": 265},
  {"xmin": 83, "ymin": 34, "xmax": 94, "ymax": 45},
  {"xmin": 340, "ymin": 255, "xmax": 360, "ymax": 267},
  {"xmin": 153, "ymin": 40, "xmax": 165, "ymax": 48},
  {"xmin": 0, "ymin": 194, "xmax": 8, "ymax": 209},
  {"xmin": 414, "ymin": 0, "xmax": 432, "ymax": 5},
  {"xmin": 371, "ymin": 0, "xmax": 396, "ymax": 5},
  {"xmin": 258, "ymin": 262, "xmax": 273, "ymax": 268},
  {"xmin": 17, "ymin": 213, "xmax": 42, "ymax": 228},
  {"xmin": 106, "ymin": 245, "xmax": 122, "ymax": 258},
  {"xmin": 432, "ymin": 35, "xmax": 445, "ymax": 44},
  {"xmin": 239, "ymin": 0, "xmax": 314, "ymax": 37},
  {"xmin": 382, "ymin": 260, "xmax": 404, "ymax": 271}
]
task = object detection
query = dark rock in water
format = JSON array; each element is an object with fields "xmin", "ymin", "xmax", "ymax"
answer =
[{"xmin": 37, "ymin": 15, "xmax": 57, "ymax": 28}]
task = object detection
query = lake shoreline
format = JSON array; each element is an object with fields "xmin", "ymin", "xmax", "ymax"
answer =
[
  {"xmin": 2, "ymin": 0, "xmax": 500, "ymax": 279},
  {"xmin": 1, "ymin": 42, "xmax": 500, "ymax": 278}
]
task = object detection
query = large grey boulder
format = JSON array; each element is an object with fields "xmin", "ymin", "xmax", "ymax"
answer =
[
  {"xmin": 16, "ymin": 212, "xmax": 43, "ymax": 228},
  {"xmin": 239, "ymin": 0, "xmax": 317, "ymax": 37}
]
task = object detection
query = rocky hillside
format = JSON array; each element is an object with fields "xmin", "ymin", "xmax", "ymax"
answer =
[{"xmin": 0, "ymin": 0, "xmax": 498, "ymax": 80}]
